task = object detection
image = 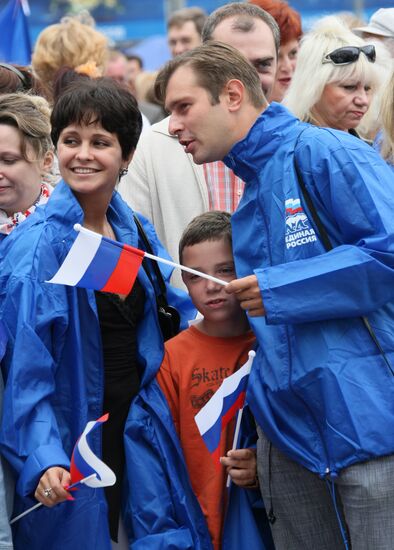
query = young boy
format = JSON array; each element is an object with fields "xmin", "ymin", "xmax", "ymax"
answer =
[{"xmin": 156, "ymin": 211, "xmax": 258, "ymax": 549}]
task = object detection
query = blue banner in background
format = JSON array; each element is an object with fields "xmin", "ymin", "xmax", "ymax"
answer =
[{"xmin": 0, "ymin": 0, "xmax": 31, "ymax": 64}]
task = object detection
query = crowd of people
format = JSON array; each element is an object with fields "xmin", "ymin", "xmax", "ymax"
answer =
[{"xmin": 0, "ymin": 2, "xmax": 393, "ymax": 549}]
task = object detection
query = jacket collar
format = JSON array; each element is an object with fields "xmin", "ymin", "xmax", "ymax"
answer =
[
  {"xmin": 224, "ymin": 103, "xmax": 302, "ymax": 182},
  {"xmin": 43, "ymin": 180, "xmax": 139, "ymax": 247}
]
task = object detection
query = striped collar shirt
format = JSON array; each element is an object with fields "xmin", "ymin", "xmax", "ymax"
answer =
[{"xmin": 203, "ymin": 160, "xmax": 245, "ymax": 212}]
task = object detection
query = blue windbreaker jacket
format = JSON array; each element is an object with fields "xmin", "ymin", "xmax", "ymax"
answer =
[
  {"xmin": 225, "ymin": 103, "xmax": 394, "ymax": 477},
  {"xmin": 125, "ymin": 379, "xmax": 274, "ymax": 549},
  {"xmin": 0, "ymin": 182, "xmax": 195, "ymax": 550}
]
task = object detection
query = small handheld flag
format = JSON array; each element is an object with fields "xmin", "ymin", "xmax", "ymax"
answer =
[
  {"xmin": 47, "ymin": 224, "xmax": 145, "ymax": 295},
  {"xmin": 46, "ymin": 224, "xmax": 228, "ymax": 294},
  {"xmin": 70, "ymin": 413, "xmax": 116, "ymax": 488},
  {"xmin": 10, "ymin": 414, "xmax": 116, "ymax": 523},
  {"xmin": 195, "ymin": 350, "xmax": 255, "ymax": 467},
  {"xmin": 9, "ymin": 474, "xmax": 96, "ymax": 524}
]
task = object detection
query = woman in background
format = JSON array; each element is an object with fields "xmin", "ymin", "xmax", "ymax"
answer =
[
  {"xmin": 0, "ymin": 92, "xmax": 53, "ymax": 550},
  {"xmin": 0, "ymin": 63, "xmax": 41, "ymax": 95},
  {"xmin": 31, "ymin": 13, "xmax": 108, "ymax": 101},
  {"xmin": 250, "ymin": 0, "xmax": 302, "ymax": 102},
  {"xmin": 284, "ymin": 16, "xmax": 383, "ymax": 137},
  {"xmin": 0, "ymin": 93, "xmax": 53, "ymax": 241}
]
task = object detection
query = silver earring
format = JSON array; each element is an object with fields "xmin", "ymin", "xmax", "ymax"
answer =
[{"xmin": 119, "ymin": 168, "xmax": 128, "ymax": 178}]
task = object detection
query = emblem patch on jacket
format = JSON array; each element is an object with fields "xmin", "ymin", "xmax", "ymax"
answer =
[{"xmin": 285, "ymin": 198, "xmax": 317, "ymax": 249}]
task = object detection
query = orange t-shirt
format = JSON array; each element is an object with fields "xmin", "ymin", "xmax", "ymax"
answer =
[{"xmin": 157, "ymin": 326, "xmax": 256, "ymax": 549}]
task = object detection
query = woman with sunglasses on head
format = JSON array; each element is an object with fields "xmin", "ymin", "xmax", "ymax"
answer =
[
  {"xmin": 0, "ymin": 63, "xmax": 41, "ymax": 95},
  {"xmin": 284, "ymin": 16, "xmax": 384, "ymax": 139},
  {"xmin": 0, "ymin": 78, "xmax": 194, "ymax": 550}
]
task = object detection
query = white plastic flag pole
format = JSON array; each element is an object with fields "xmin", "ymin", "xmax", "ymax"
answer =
[
  {"xmin": 9, "ymin": 473, "xmax": 97, "ymax": 524},
  {"xmin": 74, "ymin": 224, "xmax": 229, "ymax": 287},
  {"xmin": 226, "ymin": 408, "xmax": 244, "ymax": 488}
]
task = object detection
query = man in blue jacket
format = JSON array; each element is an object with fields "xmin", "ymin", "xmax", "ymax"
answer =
[{"xmin": 156, "ymin": 41, "xmax": 394, "ymax": 549}]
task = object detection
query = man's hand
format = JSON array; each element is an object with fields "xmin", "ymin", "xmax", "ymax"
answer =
[
  {"xmin": 225, "ymin": 275, "xmax": 265, "ymax": 317},
  {"xmin": 220, "ymin": 448, "xmax": 258, "ymax": 488}
]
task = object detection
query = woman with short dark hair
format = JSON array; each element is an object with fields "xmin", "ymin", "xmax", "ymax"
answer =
[{"xmin": 0, "ymin": 77, "xmax": 194, "ymax": 550}]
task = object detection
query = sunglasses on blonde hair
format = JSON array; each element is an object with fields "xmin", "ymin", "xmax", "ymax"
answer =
[{"xmin": 322, "ymin": 45, "xmax": 376, "ymax": 66}]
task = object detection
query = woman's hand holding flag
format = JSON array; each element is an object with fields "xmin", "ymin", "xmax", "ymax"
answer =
[{"xmin": 10, "ymin": 414, "xmax": 116, "ymax": 523}]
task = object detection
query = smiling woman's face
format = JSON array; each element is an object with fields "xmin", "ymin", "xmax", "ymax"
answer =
[
  {"xmin": 0, "ymin": 124, "xmax": 46, "ymax": 216},
  {"xmin": 311, "ymin": 80, "xmax": 373, "ymax": 131},
  {"xmin": 57, "ymin": 120, "xmax": 129, "ymax": 199}
]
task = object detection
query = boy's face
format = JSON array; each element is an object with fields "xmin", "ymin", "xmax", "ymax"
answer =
[
  {"xmin": 166, "ymin": 65, "xmax": 234, "ymax": 164},
  {"xmin": 181, "ymin": 237, "xmax": 243, "ymax": 329}
]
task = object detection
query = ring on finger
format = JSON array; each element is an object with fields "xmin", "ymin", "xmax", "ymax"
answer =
[{"xmin": 43, "ymin": 487, "xmax": 53, "ymax": 498}]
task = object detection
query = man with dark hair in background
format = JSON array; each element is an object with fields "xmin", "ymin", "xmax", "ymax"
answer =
[{"xmin": 167, "ymin": 6, "xmax": 207, "ymax": 58}]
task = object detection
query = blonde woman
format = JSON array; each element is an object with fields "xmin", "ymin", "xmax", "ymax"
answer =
[
  {"xmin": 284, "ymin": 16, "xmax": 383, "ymax": 136},
  {"xmin": 31, "ymin": 14, "xmax": 108, "ymax": 100}
]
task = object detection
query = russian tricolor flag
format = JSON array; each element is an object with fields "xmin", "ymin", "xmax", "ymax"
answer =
[
  {"xmin": 47, "ymin": 224, "xmax": 145, "ymax": 295},
  {"xmin": 195, "ymin": 350, "xmax": 255, "ymax": 467},
  {"xmin": 70, "ymin": 413, "xmax": 116, "ymax": 488}
]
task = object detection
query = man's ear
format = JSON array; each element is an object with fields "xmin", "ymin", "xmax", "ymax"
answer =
[{"xmin": 225, "ymin": 79, "xmax": 245, "ymax": 112}]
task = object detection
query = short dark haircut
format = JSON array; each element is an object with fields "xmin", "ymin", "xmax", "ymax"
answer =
[
  {"xmin": 202, "ymin": 2, "xmax": 280, "ymax": 55},
  {"xmin": 179, "ymin": 211, "xmax": 232, "ymax": 263},
  {"xmin": 167, "ymin": 6, "xmax": 207, "ymax": 36},
  {"xmin": 155, "ymin": 41, "xmax": 266, "ymax": 110},
  {"xmin": 51, "ymin": 77, "xmax": 142, "ymax": 160}
]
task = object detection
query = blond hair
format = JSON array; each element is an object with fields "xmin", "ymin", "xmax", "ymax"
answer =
[
  {"xmin": 284, "ymin": 16, "xmax": 382, "ymax": 125},
  {"xmin": 0, "ymin": 93, "xmax": 52, "ymax": 161},
  {"xmin": 32, "ymin": 16, "xmax": 108, "ymax": 99},
  {"xmin": 379, "ymin": 71, "xmax": 394, "ymax": 164}
]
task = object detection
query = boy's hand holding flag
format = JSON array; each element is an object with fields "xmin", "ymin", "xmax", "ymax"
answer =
[{"xmin": 194, "ymin": 350, "xmax": 256, "ymax": 468}]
